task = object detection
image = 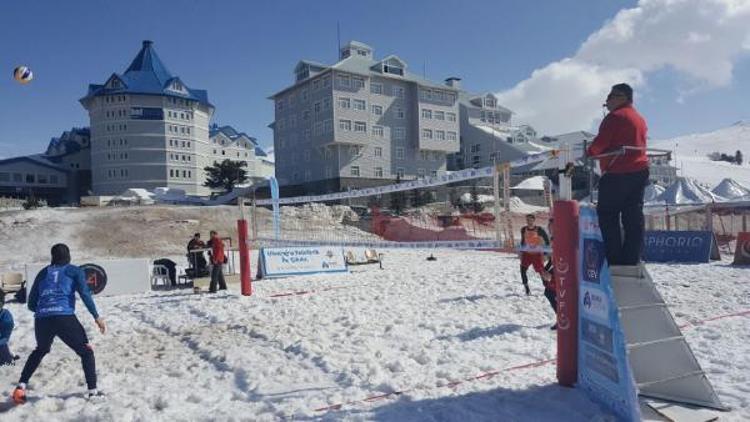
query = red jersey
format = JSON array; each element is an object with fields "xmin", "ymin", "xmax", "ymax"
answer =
[{"xmin": 587, "ymin": 104, "xmax": 649, "ymax": 174}]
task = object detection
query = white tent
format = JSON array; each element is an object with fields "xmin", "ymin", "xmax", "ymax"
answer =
[
  {"xmin": 656, "ymin": 177, "xmax": 726, "ymax": 205},
  {"xmin": 711, "ymin": 178, "xmax": 750, "ymax": 200},
  {"xmin": 511, "ymin": 175, "xmax": 546, "ymax": 191}
]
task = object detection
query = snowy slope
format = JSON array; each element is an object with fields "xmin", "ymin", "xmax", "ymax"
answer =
[
  {"xmin": 652, "ymin": 121, "xmax": 750, "ymax": 187},
  {"xmin": 0, "ymin": 250, "xmax": 747, "ymax": 421}
]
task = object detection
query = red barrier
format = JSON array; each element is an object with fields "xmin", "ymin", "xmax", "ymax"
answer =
[
  {"xmin": 553, "ymin": 200, "xmax": 579, "ymax": 387},
  {"xmin": 237, "ymin": 219, "xmax": 252, "ymax": 296},
  {"xmin": 733, "ymin": 232, "xmax": 750, "ymax": 265}
]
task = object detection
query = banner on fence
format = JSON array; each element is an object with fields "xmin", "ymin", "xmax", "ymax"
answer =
[
  {"xmin": 578, "ymin": 207, "xmax": 640, "ymax": 422},
  {"xmin": 643, "ymin": 231, "xmax": 716, "ymax": 263},
  {"xmin": 258, "ymin": 246, "xmax": 348, "ymax": 278}
]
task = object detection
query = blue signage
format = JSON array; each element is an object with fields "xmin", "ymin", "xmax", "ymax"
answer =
[
  {"xmin": 643, "ymin": 231, "xmax": 714, "ymax": 263},
  {"xmin": 578, "ymin": 207, "xmax": 640, "ymax": 422}
]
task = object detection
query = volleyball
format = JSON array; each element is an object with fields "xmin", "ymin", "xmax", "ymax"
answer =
[{"xmin": 13, "ymin": 66, "xmax": 33, "ymax": 84}]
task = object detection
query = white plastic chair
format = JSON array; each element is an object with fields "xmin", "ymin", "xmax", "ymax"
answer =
[{"xmin": 151, "ymin": 265, "xmax": 170, "ymax": 288}]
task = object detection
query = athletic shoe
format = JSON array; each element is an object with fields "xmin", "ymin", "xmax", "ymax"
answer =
[
  {"xmin": 12, "ymin": 387, "xmax": 26, "ymax": 405},
  {"xmin": 524, "ymin": 285, "xmax": 531, "ymax": 296},
  {"xmin": 87, "ymin": 390, "xmax": 106, "ymax": 401}
]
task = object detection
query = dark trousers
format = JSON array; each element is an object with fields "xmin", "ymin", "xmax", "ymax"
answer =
[
  {"xmin": 209, "ymin": 263, "xmax": 227, "ymax": 292},
  {"xmin": 597, "ymin": 169, "xmax": 649, "ymax": 266},
  {"xmin": 544, "ymin": 287, "xmax": 557, "ymax": 314},
  {"xmin": 0, "ymin": 343, "xmax": 14, "ymax": 365},
  {"xmin": 19, "ymin": 315, "xmax": 96, "ymax": 390}
]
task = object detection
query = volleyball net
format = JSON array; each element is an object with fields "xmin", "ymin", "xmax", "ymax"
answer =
[{"xmin": 248, "ymin": 150, "xmax": 559, "ymax": 252}]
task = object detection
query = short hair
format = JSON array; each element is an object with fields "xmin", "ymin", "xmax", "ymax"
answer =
[
  {"xmin": 194, "ymin": 233, "xmax": 201, "ymax": 237},
  {"xmin": 51, "ymin": 243, "xmax": 71, "ymax": 266},
  {"xmin": 526, "ymin": 214, "xmax": 536, "ymax": 219},
  {"xmin": 611, "ymin": 83, "xmax": 633, "ymax": 101},
  {"xmin": 210, "ymin": 230, "xmax": 217, "ymax": 236}
]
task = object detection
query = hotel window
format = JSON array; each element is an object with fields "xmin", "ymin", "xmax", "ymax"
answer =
[
  {"xmin": 374, "ymin": 147, "xmax": 383, "ymax": 157},
  {"xmin": 395, "ymin": 107, "xmax": 404, "ymax": 119},
  {"xmin": 302, "ymin": 89, "xmax": 308, "ymax": 101},
  {"xmin": 0, "ymin": 173, "xmax": 9, "ymax": 182},
  {"xmin": 26, "ymin": 174, "xmax": 35, "ymax": 183},
  {"xmin": 304, "ymin": 129, "xmax": 311, "ymax": 140},
  {"xmin": 447, "ymin": 112, "xmax": 457, "ymax": 122},
  {"xmin": 314, "ymin": 102, "xmax": 321, "ymax": 113},
  {"xmin": 339, "ymin": 120, "xmax": 352, "ymax": 131},
  {"xmin": 325, "ymin": 147, "xmax": 333, "ymax": 159},
  {"xmin": 325, "ymin": 167, "xmax": 333, "ymax": 178},
  {"xmin": 436, "ymin": 130, "xmax": 446, "ymax": 141},
  {"xmin": 420, "ymin": 151, "xmax": 429, "ymax": 161},
  {"xmin": 432, "ymin": 152, "xmax": 441, "ymax": 161},
  {"xmin": 350, "ymin": 166, "xmax": 360, "ymax": 177},
  {"xmin": 370, "ymin": 82, "xmax": 383, "ymax": 94},
  {"xmin": 393, "ymin": 127, "xmax": 405, "ymax": 140},
  {"xmin": 314, "ymin": 122, "xmax": 323, "ymax": 136},
  {"xmin": 422, "ymin": 109, "xmax": 432, "ymax": 119},
  {"xmin": 183, "ymin": 170, "xmax": 187, "ymax": 177},
  {"xmin": 13, "ymin": 173, "xmax": 22, "ymax": 182},
  {"xmin": 313, "ymin": 79, "xmax": 320, "ymax": 90},
  {"xmin": 352, "ymin": 77, "xmax": 365, "ymax": 89},
  {"xmin": 372, "ymin": 126, "xmax": 384, "ymax": 137},
  {"xmin": 422, "ymin": 129, "xmax": 433, "ymax": 140},
  {"xmin": 323, "ymin": 98, "xmax": 331, "ymax": 109},
  {"xmin": 338, "ymin": 97, "xmax": 351, "ymax": 109},
  {"xmin": 375, "ymin": 167, "xmax": 383, "ymax": 177},
  {"xmin": 371, "ymin": 105, "xmax": 383, "ymax": 115},
  {"xmin": 353, "ymin": 99, "xmax": 366, "ymax": 111},
  {"xmin": 434, "ymin": 111, "xmax": 445, "ymax": 120},
  {"xmin": 322, "ymin": 76, "xmax": 330, "ymax": 87},
  {"xmin": 447, "ymin": 131, "xmax": 457, "ymax": 141},
  {"xmin": 354, "ymin": 121, "xmax": 367, "ymax": 132},
  {"xmin": 396, "ymin": 147, "xmax": 405, "ymax": 159},
  {"xmin": 393, "ymin": 86, "xmax": 405, "ymax": 98},
  {"xmin": 396, "ymin": 168, "xmax": 405, "ymax": 178},
  {"xmin": 324, "ymin": 119, "xmax": 333, "ymax": 133},
  {"xmin": 338, "ymin": 74, "xmax": 351, "ymax": 87},
  {"xmin": 480, "ymin": 111, "xmax": 486, "ymax": 122},
  {"xmin": 50, "ymin": 175, "xmax": 59, "ymax": 184},
  {"xmin": 417, "ymin": 168, "xmax": 425, "ymax": 178},
  {"xmin": 350, "ymin": 145, "xmax": 362, "ymax": 156},
  {"xmin": 303, "ymin": 110, "xmax": 310, "ymax": 120},
  {"xmin": 431, "ymin": 170, "xmax": 438, "ymax": 177}
]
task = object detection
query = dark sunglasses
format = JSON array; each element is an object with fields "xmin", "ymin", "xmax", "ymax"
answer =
[{"xmin": 607, "ymin": 93, "xmax": 626, "ymax": 100}]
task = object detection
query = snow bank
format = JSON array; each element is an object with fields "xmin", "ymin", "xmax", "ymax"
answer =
[{"xmin": 511, "ymin": 176, "xmax": 546, "ymax": 191}]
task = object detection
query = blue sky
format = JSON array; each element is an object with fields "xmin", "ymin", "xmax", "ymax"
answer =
[{"xmin": 1, "ymin": 0, "xmax": 748, "ymax": 158}]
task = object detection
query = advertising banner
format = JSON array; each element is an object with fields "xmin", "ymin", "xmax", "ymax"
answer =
[
  {"xmin": 578, "ymin": 207, "xmax": 640, "ymax": 422},
  {"xmin": 643, "ymin": 231, "xmax": 715, "ymax": 263},
  {"xmin": 259, "ymin": 247, "xmax": 347, "ymax": 278}
]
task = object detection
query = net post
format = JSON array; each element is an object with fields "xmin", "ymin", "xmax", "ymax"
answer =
[
  {"xmin": 493, "ymin": 163, "xmax": 503, "ymax": 248},
  {"xmin": 554, "ymin": 199, "xmax": 579, "ymax": 387},
  {"xmin": 554, "ymin": 144, "xmax": 579, "ymax": 387},
  {"xmin": 237, "ymin": 197, "xmax": 252, "ymax": 296}
]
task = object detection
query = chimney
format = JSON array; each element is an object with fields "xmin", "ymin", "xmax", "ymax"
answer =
[{"xmin": 445, "ymin": 77, "xmax": 461, "ymax": 89}]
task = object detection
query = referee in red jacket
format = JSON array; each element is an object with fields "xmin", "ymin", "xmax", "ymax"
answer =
[{"xmin": 587, "ymin": 83, "xmax": 649, "ymax": 266}]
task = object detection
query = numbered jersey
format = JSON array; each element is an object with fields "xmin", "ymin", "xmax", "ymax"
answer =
[{"xmin": 35, "ymin": 265, "xmax": 81, "ymax": 318}]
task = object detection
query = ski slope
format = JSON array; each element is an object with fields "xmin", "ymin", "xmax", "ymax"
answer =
[
  {"xmin": 1, "ymin": 249, "xmax": 748, "ymax": 421},
  {"xmin": 652, "ymin": 121, "xmax": 750, "ymax": 188}
]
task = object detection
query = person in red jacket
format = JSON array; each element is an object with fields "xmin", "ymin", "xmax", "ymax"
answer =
[
  {"xmin": 587, "ymin": 83, "xmax": 649, "ymax": 266},
  {"xmin": 519, "ymin": 214, "xmax": 550, "ymax": 295},
  {"xmin": 208, "ymin": 230, "xmax": 227, "ymax": 293}
]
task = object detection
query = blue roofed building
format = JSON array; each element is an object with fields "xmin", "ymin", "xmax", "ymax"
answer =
[
  {"xmin": 208, "ymin": 124, "xmax": 275, "ymax": 184},
  {"xmin": 80, "ymin": 40, "xmax": 216, "ymax": 195}
]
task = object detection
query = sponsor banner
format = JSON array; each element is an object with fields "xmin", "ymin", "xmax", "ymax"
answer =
[
  {"xmin": 24, "ymin": 258, "xmax": 150, "ymax": 298},
  {"xmin": 733, "ymin": 232, "xmax": 750, "ymax": 265},
  {"xmin": 578, "ymin": 206, "xmax": 640, "ymax": 422},
  {"xmin": 259, "ymin": 246, "xmax": 348, "ymax": 278},
  {"xmin": 254, "ymin": 237, "xmax": 501, "ymax": 250},
  {"xmin": 255, "ymin": 151, "xmax": 557, "ymax": 206},
  {"xmin": 643, "ymin": 231, "xmax": 715, "ymax": 263}
]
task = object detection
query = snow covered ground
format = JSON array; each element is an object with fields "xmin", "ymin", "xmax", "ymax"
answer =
[{"xmin": 1, "ymin": 249, "xmax": 748, "ymax": 421}]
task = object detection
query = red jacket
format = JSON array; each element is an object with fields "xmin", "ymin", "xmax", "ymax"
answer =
[
  {"xmin": 210, "ymin": 236, "xmax": 225, "ymax": 265},
  {"xmin": 587, "ymin": 104, "xmax": 649, "ymax": 174}
]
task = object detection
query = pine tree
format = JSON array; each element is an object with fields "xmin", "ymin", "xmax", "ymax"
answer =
[{"xmin": 203, "ymin": 159, "xmax": 248, "ymax": 194}]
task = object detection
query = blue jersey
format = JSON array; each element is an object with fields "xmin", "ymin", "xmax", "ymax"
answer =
[
  {"xmin": 0, "ymin": 309, "xmax": 13, "ymax": 346},
  {"xmin": 28, "ymin": 264, "xmax": 99, "ymax": 319}
]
